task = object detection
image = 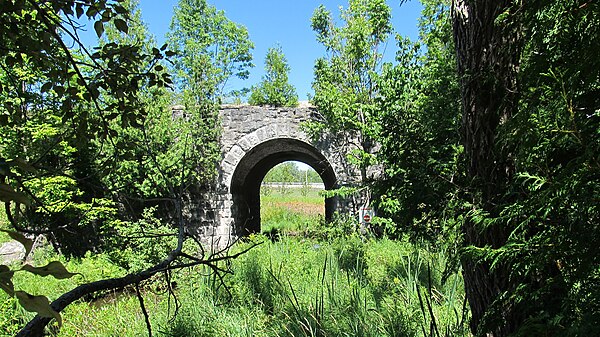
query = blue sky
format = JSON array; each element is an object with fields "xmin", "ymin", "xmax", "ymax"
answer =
[{"xmin": 131, "ymin": 0, "xmax": 423, "ymax": 101}]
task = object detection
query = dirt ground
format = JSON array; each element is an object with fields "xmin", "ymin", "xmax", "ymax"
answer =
[{"xmin": 275, "ymin": 200, "xmax": 324, "ymax": 216}]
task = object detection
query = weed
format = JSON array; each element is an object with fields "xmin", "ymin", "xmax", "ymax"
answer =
[{"xmin": 0, "ymin": 208, "xmax": 469, "ymax": 337}]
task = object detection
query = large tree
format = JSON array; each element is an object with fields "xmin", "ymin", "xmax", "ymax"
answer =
[
  {"xmin": 451, "ymin": 0, "xmax": 600, "ymax": 335},
  {"xmin": 167, "ymin": 0, "xmax": 254, "ymax": 103},
  {"xmin": 451, "ymin": 0, "xmax": 526, "ymax": 335},
  {"xmin": 308, "ymin": 0, "xmax": 392, "ymax": 186}
]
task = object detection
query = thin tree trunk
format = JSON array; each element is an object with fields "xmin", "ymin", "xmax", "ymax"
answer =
[{"xmin": 451, "ymin": 1, "xmax": 522, "ymax": 336}]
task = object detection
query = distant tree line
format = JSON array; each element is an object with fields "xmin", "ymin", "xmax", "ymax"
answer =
[{"xmin": 262, "ymin": 162, "xmax": 322, "ymax": 184}]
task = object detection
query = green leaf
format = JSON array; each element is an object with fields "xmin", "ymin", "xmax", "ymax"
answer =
[
  {"xmin": 0, "ymin": 230, "xmax": 33, "ymax": 257},
  {"xmin": 75, "ymin": 4, "xmax": 84, "ymax": 18},
  {"xmin": 113, "ymin": 5, "xmax": 128, "ymax": 15},
  {"xmin": 114, "ymin": 18, "xmax": 128, "ymax": 34},
  {"xmin": 21, "ymin": 261, "xmax": 81, "ymax": 279},
  {"xmin": 94, "ymin": 20, "xmax": 104, "ymax": 38},
  {"xmin": 0, "ymin": 183, "xmax": 31, "ymax": 205},
  {"xmin": 15, "ymin": 291, "xmax": 62, "ymax": 327},
  {"xmin": 0, "ymin": 265, "xmax": 15, "ymax": 296}
]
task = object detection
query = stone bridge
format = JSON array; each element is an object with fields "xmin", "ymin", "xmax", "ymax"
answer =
[{"xmin": 186, "ymin": 105, "xmax": 364, "ymax": 246}]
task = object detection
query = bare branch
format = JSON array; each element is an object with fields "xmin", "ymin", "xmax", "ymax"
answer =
[{"xmin": 135, "ymin": 282, "xmax": 153, "ymax": 337}]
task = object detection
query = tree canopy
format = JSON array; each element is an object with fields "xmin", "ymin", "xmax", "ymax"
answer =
[
  {"xmin": 167, "ymin": 0, "xmax": 254, "ymax": 103},
  {"xmin": 249, "ymin": 45, "xmax": 298, "ymax": 107}
]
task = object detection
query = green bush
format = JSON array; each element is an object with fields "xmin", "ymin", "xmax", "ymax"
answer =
[
  {"xmin": 102, "ymin": 207, "xmax": 178, "ymax": 272},
  {"xmin": 333, "ymin": 234, "xmax": 367, "ymax": 276}
]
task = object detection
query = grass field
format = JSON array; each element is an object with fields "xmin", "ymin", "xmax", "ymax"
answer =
[
  {"xmin": 260, "ymin": 186, "xmax": 325, "ymax": 235},
  {"xmin": 0, "ymin": 188, "xmax": 470, "ymax": 336}
]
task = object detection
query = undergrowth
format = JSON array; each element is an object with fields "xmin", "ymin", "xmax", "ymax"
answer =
[{"xmin": 0, "ymin": 193, "xmax": 470, "ymax": 336}]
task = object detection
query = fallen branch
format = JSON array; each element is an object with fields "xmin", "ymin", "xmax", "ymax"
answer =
[{"xmin": 15, "ymin": 239, "xmax": 262, "ymax": 337}]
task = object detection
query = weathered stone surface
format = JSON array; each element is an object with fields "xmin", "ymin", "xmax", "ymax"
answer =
[
  {"xmin": 186, "ymin": 105, "xmax": 366, "ymax": 248},
  {"xmin": 0, "ymin": 241, "xmax": 25, "ymax": 264}
]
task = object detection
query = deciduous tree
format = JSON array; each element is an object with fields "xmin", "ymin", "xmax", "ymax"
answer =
[
  {"xmin": 451, "ymin": 0, "xmax": 600, "ymax": 335},
  {"xmin": 167, "ymin": 0, "xmax": 254, "ymax": 103},
  {"xmin": 0, "ymin": 1, "xmax": 240, "ymax": 335},
  {"xmin": 375, "ymin": 0, "xmax": 462, "ymax": 240},
  {"xmin": 249, "ymin": 45, "xmax": 298, "ymax": 107},
  {"xmin": 451, "ymin": 0, "xmax": 524, "ymax": 335},
  {"xmin": 307, "ymin": 0, "xmax": 392, "ymax": 185}
]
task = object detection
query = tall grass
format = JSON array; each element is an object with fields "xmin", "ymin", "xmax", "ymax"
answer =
[
  {"xmin": 261, "ymin": 187, "xmax": 324, "ymax": 235},
  {"xmin": 0, "ymin": 191, "xmax": 470, "ymax": 336}
]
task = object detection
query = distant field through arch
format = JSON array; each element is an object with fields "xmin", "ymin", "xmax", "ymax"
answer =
[{"xmin": 260, "ymin": 161, "xmax": 325, "ymax": 234}]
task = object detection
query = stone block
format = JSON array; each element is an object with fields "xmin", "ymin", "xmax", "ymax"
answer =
[
  {"xmin": 278, "ymin": 125, "xmax": 293, "ymax": 137},
  {"xmin": 247, "ymin": 132, "xmax": 260, "ymax": 148},
  {"xmin": 256, "ymin": 127, "xmax": 267, "ymax": 141},
  {"xmin": 266, "ymin": 124, "xmax": 278, "ymax": 139},
  {"xmin": 238, "ymin": 137, "xmax": 252, "ymax": 151},
  {"xmin": 231, "ymin": 145, "xmax": 245, "ymax": 160},
  {"xmin": 223, "ymin": 153, "xmax": 239, "ymax": 166}
]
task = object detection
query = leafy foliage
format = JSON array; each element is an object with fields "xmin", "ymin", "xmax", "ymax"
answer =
[
  {"xmin": 249, "ymin": 45, "xmax": 298, "ymax": 107},
  {"xmin": 0, "ymin": 0, "xmax": 227, "ymax": 332},
  {"xmin": 477, "ymin": 1, "xmax": 600, "ymax": 334},
  {"xmin": 0, "ymin": 0, "xmax": 174, "ymax": 253},
  {"xmin": 444, "ymin": 0, "xmax": 600, "ymax": 335},
  {"xmin": 370, "ymin": 0, "xmax": 600, "ymax": 334},
  {"xmin": 167, "ymin": 0, "xmax": 254, "ymax": 103},
  {"xmin": 0, "ymin": 0, "xmax": 175, "ymax": 326},
  {"xmin": 374, "ymin": 0, "xmax": 462, "ymax": 241},
  {"xmin": 307, "ymin": 0, "xmax": 392, "ymax": 182}
]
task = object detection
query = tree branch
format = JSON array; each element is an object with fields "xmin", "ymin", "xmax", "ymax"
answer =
[{"xmin": 135, "ymin": 282, "xmax": 152, "ymax": 337}]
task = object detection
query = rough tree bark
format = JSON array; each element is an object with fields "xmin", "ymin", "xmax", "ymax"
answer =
[{"xmin": 451, "ymin": 0, "xmax": 523, "ymax": 336}]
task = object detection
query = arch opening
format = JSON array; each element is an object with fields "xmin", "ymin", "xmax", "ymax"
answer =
[
  {"xmin": 260, "ymin": 161, "xmax": 325, "ymax": 233},
  {"xmin": 230, "ymin": 138, "xmax": 337, "ymax": 236}
]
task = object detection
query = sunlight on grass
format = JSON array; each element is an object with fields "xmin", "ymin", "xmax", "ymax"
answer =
[
  {"xmin": 0, "ymin": 210, "xmax": 11, "ymax": 244},
  {"xmin": 0, "ymin": 211, "xmax": 469, "ymax": 337},
  {"xmin": 260, "ymin": 187, "xmax": 324, "ymax": 234}
]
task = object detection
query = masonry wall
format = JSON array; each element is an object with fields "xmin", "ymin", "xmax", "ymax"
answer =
[{"xmin": 186, "ymin": 105, "xmax": 365, "ymax": 247}]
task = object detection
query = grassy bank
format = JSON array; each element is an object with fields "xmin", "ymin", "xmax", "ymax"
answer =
[{"xmin": 0, "ymin": 189, "xmax": 469, "ymax": 336}]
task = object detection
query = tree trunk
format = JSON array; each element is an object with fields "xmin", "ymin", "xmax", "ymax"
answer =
[{"xmin": 451, "ymin": 1, "xmax": 522, "ymax": 336}]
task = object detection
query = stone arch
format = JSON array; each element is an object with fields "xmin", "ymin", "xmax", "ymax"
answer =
[
  {"xmin": 229, "ymin": 138, "xmax": 337, "ymax": 235},
  {"xmin": 193, "ymin": 106, "xmax": 364, "ymax": 246}
]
